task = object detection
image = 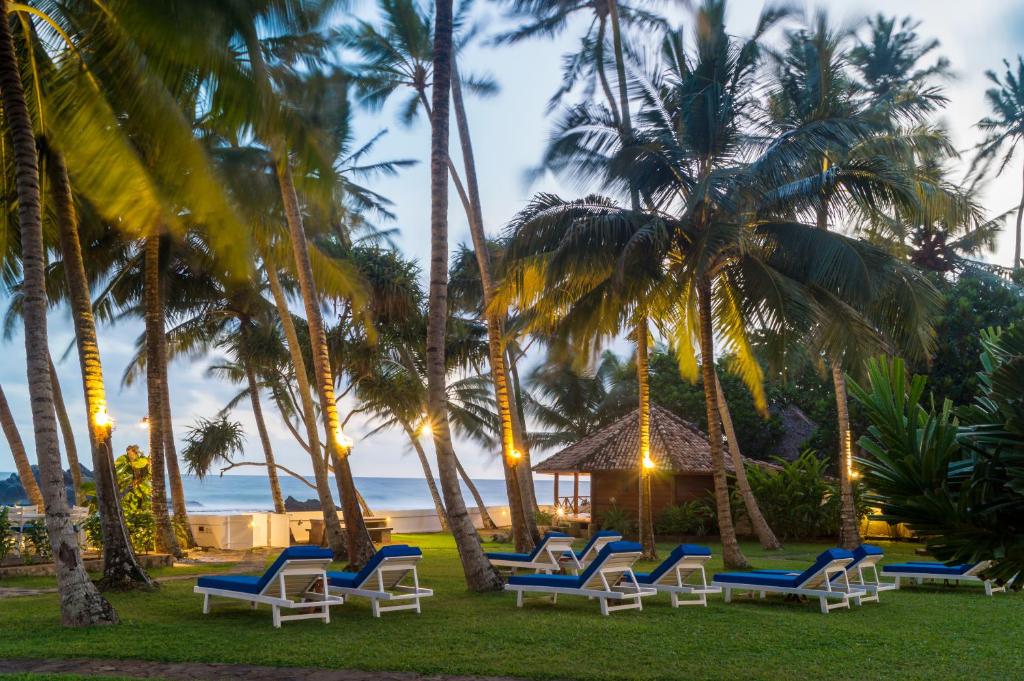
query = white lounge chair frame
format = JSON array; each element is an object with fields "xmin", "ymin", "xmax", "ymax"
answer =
[
  {"xmin": 883, "ymin": 560, "xmax": 1011, "ymax": 596},
  {"xmin": 642, "ymin": 554, "xmax": 721, "ymax": 607},
  {"xmin": 194, "ymin": 556, "xmax": 342, "ymax": 628},
  {"xmin": 561, "ymin": 534, "xmax": 622, "ymax": 572},
  {"xmin": 505, "ymin": 549, "xmax": 657, "ymax": 615},
  {"xmin": 838, "ymin": 552, "xmax": 897, "ymax": 603},
  {"xmin": 327, "ymin": 554, "xmax": 433, "ymax": 617},
  {"xmin": 489, "ymin": 535, "xmax": 580, "ymax": 574},
  {"xmin": 714, "ymin": 557, "xmax": 858, "ymax": 614}
]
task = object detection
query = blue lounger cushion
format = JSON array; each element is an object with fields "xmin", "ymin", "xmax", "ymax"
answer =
[
  {"xmin": 197, "ymin": 545, "xmax": 333, "ymax": 595},
  {"xmin": 748, "ymin": 544, "xmax": 885, "ymax": 580},
  {"xmin": 634, "ymin": 544, "xmax": 712, "ymax": 585},
  {"xmin": 327, "ymin": 545, "xmax": 423, "ymax": 588},
  {"xmin": 486, "ymin": 532, "xmax": 570, "ymax": 563},
  {"xmin": 508, "ymin": 541, "xmax": 642, "ymax": 589},
  {"xmin": 566, "ymin": 531, "xmax": 621, "ymax": 560},
  {"xmin": 884, "ymin": 562, "xmax": 976, "ymax": 576},
  {"xmin": 714, "ymin": 548, "xmax": 854, "ymax": 589}
]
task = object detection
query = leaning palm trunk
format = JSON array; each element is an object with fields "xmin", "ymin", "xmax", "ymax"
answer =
[
  {"xmin": 265, "ymin": 264, "xmax": 347, "ymax": 555},
  {"xmin": 697, "ymin": 281, "xmax": 748, "ymax": 569},
  {"xmin": 0, "ymin": 383, "xmax": 44, "ymax": 507},
  {"xmin": 245, "ymin": 355, "xmax": 285, "ymax": 514},
  {"xmin": 428, "ymin": 0, "xmax": 502, "ymax": 591},
  {"xmin": 831, "ymin": 363, "xmax": 861, "ymax": 549},
  {"xmin": 1015, "ymin": 164, "xmax": 1023, "ymax": 268},
  {"xmin": 49, "ymin": 354, "xmax": 81, "ymax": 502},
  {"xmin": 144, "ymin": 236, "xmax": 181, "ymax": 557},
  {"xmin": 276, "ymin": 162, "xmax": 375, "ymax": 568},
  {"xmin": 48, "ymin": 150, "xmax": 154, "ymax": 589},
  {"xmin": 400, "ymin": 419, "xmax": 447, "ymax": 530},
  {"xmin": 714, "ymin": 372, "xmax": 781, "ymax": 551},
  {"xmin": 455, "ymin": 455, "xmax": 498, "ymax": 530},
  {"xmin": 0, "ymin": 4, "xmax": 117, "ymax": 624},
  {"xmin": 635, "ymin": 322, "xmax": 657, "ymax": 559},
  {"xmin": 160, "ymin": 383, "xmax": 195, "ymax": 548},
  {"xmin": 450, "ymin": 66, "xmax": 538, "ymax": 548}
]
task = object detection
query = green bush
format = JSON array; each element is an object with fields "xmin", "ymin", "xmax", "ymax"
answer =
[
  {"xmin": 0, "ymin": 507, "xmax": 14, "ymax": 563},
  {"xmin": 655, "ymin": 500, "xmax": 715, "ymax": 536},
  {"xmin": 24, "ymin": 520, "xmax": 51, "ymax": 562},
  {"xmin": 85, "ymin": 509, "xmax": 156, "ymax": 554},
  {"xmin": 744, "ymin": 450, "xmax": 866, "ymax": 540},
  {"xmin": 598, "ymin": 505, "xmax": 635, "ymax": 535},
  {"xmin": 534, "ymin": 509, "xmax": 554, "ymax": 526}
]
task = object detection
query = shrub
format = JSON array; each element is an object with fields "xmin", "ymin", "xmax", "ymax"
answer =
[
  {"xmin": 655, "ymin": 500, "xmax": 715, "ymax": 536},
  {"xmin": 0, "ymin": 507, "xmax": 14, "ymax": 563},
  {"xmin": 85, "ymin": 509, "xmax": 156, "ymax": 554},
  {"xmin": 534, "ymin": 509, "xmax": 553, "ymax": 526},
  {"xmin": 24, "ymin": 520, "xmax": 51, "ymax": 562},
  {"xmin": 598, "ymin": 504, "xmax": 635, "ymax": 535}
]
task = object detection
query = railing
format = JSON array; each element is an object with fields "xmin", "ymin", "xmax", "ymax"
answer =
[{"xmin": 553, "ymin": 496, "xmax": 591, "ymax": 516}]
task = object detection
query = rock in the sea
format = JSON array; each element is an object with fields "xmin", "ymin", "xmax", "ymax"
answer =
[
  {"xmin": 284, "ymin": 496, "xmax": 322, "ymax": 512},
  {"xmin": 0, "ymin": 465, "xmax": 94, "ymax": 506}
]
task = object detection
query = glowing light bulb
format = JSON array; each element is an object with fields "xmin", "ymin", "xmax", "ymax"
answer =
[
  {"xmin": 93, "ymin": 406, "xmax": 112, "ymax": 429},
  {"xmin": 509, "ymin": 448, "xmax": 522, "ymax": 461},
  {"xmin": 334, "ymin": 428, "xmax": 354, "ymax": 450},
  {"xmin": 556, "ymin": 506, "xmax": 566, "ymax": 517},
  {"xmin": 139, "ymin": 416, "xmax": 149, "ymax": 430},
  {"xmin": 419, "ymin": 421, "xmax": 433, "ymax": 437},
  {"xmin": 642, "ymin": 454, "xmax": 655, "ymax": 470}
]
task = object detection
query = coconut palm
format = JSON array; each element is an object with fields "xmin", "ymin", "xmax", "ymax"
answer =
[
  {"xmin": 345, "ymin": 0, "xmax": 539, "ymax": 551},
  {"xmin": 427, "ymin": 0, "xmax": 501, "ymax": 591},
  {"xmin": 970, "ymin": 56, "xmax": 1024, "ymax": 270},
  {"xmin": 0, "ymin": 0, "xmax": 117, "ymax": 625}
]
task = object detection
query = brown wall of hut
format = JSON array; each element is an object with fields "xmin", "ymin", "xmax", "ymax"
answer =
[{"xmin": 590, "ymin": 470, "xmax": 716, "ymax": 525}]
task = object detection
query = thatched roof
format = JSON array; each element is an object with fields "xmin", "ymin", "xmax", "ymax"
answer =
[
  {"xmin": 770, "ymin": 404, "xmax": 818, "ymax": 461},
  {"xmin": 533, "ymin": 404, "xmax": 765, "ymax": 475}
]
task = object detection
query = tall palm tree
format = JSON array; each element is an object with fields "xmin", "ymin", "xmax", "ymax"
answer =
[
  {"xmin": 427, "ymin": 0, "xmax": 501, "ymax": 591},
  {"xmin": 48, "ymin": 354, "xmax": 81, "ymax": 502},
  {"xmin": 0, "ymin": 382, "xmax": 43, "ymax": 506},
  {"xmin": 345, "ymin": 0, "xmax": 538, "ymax": 550},
  {"xmin": 971, "ymin": 56, "xmax": 1024, "ymax": 270},
  {"xmin": 0, "ymin": 0, "xmax": 117, "ymax": 625}
]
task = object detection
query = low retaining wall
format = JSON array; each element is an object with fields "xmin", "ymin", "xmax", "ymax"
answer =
[{"xmin": 0, "ymin": 552, "xmax": 173, "ymax": 578}]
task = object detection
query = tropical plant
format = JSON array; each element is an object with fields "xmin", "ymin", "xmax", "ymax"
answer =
[
  {"xmin": 971, "ymin": 56, "xmax": 1024, "ymax": 269},
  {"xmin": 0, "ymin": 507, "xmax": 14, "ymax": 562},
  {"xmin": 654, "ymin": 500, "xmax": 715, "ymax": 537},
  {"xmin": 425, "ymin": 0, "xmax": 501, "ymax": 591},
  {"xmin": 851, "ymin": 342, "xmax": 1023, "ymax": 587},
  {"xmin": 597, "ymin": 504, "xmax": 635, "ymax": 536},
  {"xmin": 181, "ymin": 417, "xmax": 247, "ymax": 481},
  {"xmin": 24, "ymin": 519, "xmax": 51, "ymax": 562}
]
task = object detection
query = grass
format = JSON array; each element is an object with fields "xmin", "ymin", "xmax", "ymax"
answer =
[{"xmin": 1, "ymin": 533, "xmax": 1020, "ymax": 680}]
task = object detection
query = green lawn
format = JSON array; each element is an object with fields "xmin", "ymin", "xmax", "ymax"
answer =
[{"xmin": 1, "ymin": 534, "xmax": 1020, "ymax": 680}]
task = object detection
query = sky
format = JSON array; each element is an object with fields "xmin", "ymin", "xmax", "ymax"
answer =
[{"xmin": 1, "ymin": 0, "xmax": 1023, "ymax": 483}]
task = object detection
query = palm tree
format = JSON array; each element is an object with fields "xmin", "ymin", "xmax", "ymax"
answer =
[
  {"xmin": 48, "ymin": 353, "xmax": 81, "ymax": 502},
  {"xmin": 971, "ymin": 56, "xmax": 1024, "ymax": 270},
  {"xmin": 0, "ymin": 383, "xmax": 43, "ymax": 506},
  {"xmin": 0, "ymin": 0, "xmax": 117, "ymax": 624},
  {"xmin": 427, "ymin": 0, "xmax": 501, "ymax": 591},
  {"xmin": 345, "ymin": 0, "xmax": 538, "ymax": 550}
]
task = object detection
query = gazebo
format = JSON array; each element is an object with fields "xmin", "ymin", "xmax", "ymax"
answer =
[{"xmin": 533, "ymin": 404, "xmax": 771, "ymax": 523}]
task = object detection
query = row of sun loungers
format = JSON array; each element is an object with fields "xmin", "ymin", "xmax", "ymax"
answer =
[{"xmin": 193, "ymin": 535, "xmax": 1013, "ymax": 626}]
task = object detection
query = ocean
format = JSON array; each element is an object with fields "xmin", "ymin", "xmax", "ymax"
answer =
[{"xmin": 1, "ymin": 472, "xmax": 589, "ymax": 514}]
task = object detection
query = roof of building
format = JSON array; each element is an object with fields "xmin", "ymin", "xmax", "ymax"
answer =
[{"xmin": 533, "ymin": 404, "xmax": 775, "ymax": 475}]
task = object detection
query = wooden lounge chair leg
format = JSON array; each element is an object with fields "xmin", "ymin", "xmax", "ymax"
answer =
[
  {"xmin": 723, "ymin": 587, "xmax": 732, "ymax": 603},
  {"xmin": 516, "ymin": 590, "xmax": 524, "ymax": 608},
  {"xmin": 893, "ymin": 576, "xmax": 901, "ymax": 590},
  {"xmin": 984, "ymin": 581, "xmax": 993, "ymax": 596},
  {"xmin": 323, "ymin": 601, "xmax": 330, "ymax": 624},
  {"xmin": 202, "ymin": 594, "xmax": 210, "ymax": 614},
  {"xmin": 251, "ymin": 601, "xmax": 257, "ymax": 609},
  {"xmin": 372, "ymin": 599, "xmax": 381, "ymax": 618},
  {"xmin": 599, "ymin": 597, "xmax": 609, "ymax": 616},
  {"xmin": 272, "ymin": 605, "xmax": 281, "ymax": 628},
  {"xmin": 819, "ymin": 596, "xmax": 828, "ymax": 614}
]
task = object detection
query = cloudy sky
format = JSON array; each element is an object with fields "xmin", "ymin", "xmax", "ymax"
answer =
[{"xmin": 1, "ymin": 0, "xmax": 1022, "ymax": 482}]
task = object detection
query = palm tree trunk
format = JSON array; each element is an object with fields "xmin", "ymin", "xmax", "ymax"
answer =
[
  {"xmin": 593, "ymin": 16, "xmax": 621, "ymax": 127},
  {"xmin": 450, "ymin": 64, "xmax": 537, "ymax": 550},
  {"xmin": 713, "ymin": 372, "xmax": 781, "ymax": 550},
  {"xmin": 0, "ymin": 383, "xmax": 44, "ymax": 507},
  {"xmin": 427, "ymin": 0, "xmax": 502, "ymax": 591},
  {"xmin": 455, "ymin": 455, "xmax": 498, "ymax": 530},
  {"xmin": 48, "ymin": 354, "xmax": 81, "ymax": 503},
  {"xmin": 244, "ymin": 357, "xmax": 285, "ymax": 513},
  {"xmin": 160, "ymin": 373, "xmax": 195, "ymax": 548},
  {"xmin": 144, "ymin": 236, "xmax": 181, "ymax": 558},
  {"xmin": 276, "ymin": 162, "xmax": 375, "ymax": 568},
  {"xmin": 607, "ymin": 0, "xmax": 639, "ymax": 210},
  {"xmin": 1014, "ymin": 161, "xmax": 1023, "ymax": 269},
  {"xmin": 47, "ymin": 148, "xmax": 153, "ymax": 589},
  {"xmin": 697, "ymin": 281, "xmax": 749, "ymax": 568},
  {"xmin": 400, "ymin": 419, "xmax": 447, "ymax": 530},
  {"xmin": 635, "ymin": 321, "xmax": 657, "ymax": 559},
  {"xmin": 831, "ymin": 363, "xmax": 861, "ymax": 549},
  {"xmin": 0, "ymin": 4, "xmax": 117, "ymax": 624},
  {"xmin": 265, "ymin": 264, "xmax": 348, "ymax": 556}
]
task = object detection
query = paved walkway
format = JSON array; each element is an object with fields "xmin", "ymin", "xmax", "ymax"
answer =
[{"xmin": 0, "ymin": 659, "xmax": 528, "ymax": 681}]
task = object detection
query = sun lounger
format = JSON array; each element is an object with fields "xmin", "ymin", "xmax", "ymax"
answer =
[
  {"xmin": 326, "ymin": 545, "xmax": 433, "ymax": 617},
  {"xmin": 750, "ymin": 544, "xmax": 896, "ymax": 604},
  {"xmin": 560, "ymin": 531, "xmax": 622, "ymax": 572},
  {"xmin": 486, "ymin": 531, "xmax": 579, "ymax": 573},
  {"xmin": 881, "ymin": 559, "xmax": 1012, "ymax": 596},
  {"xmin": 712, "ymin": 548, "xmax": 858, "ymax": 614},
  {"xmin": 504, "ymin": 541, "xmax": 656, "ymax": 615},
  {"xmin": 631, "ymin": 544, "xmax": 721, "ymax": 607},
  {"xmin": 194, "ymin": 546, "xmax": 341, "ymax": 627}
]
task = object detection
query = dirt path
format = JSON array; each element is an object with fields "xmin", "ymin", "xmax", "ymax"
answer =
[{"xmin": 0, "ymin": 658, "xmax": 529, "ymax": 681}]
